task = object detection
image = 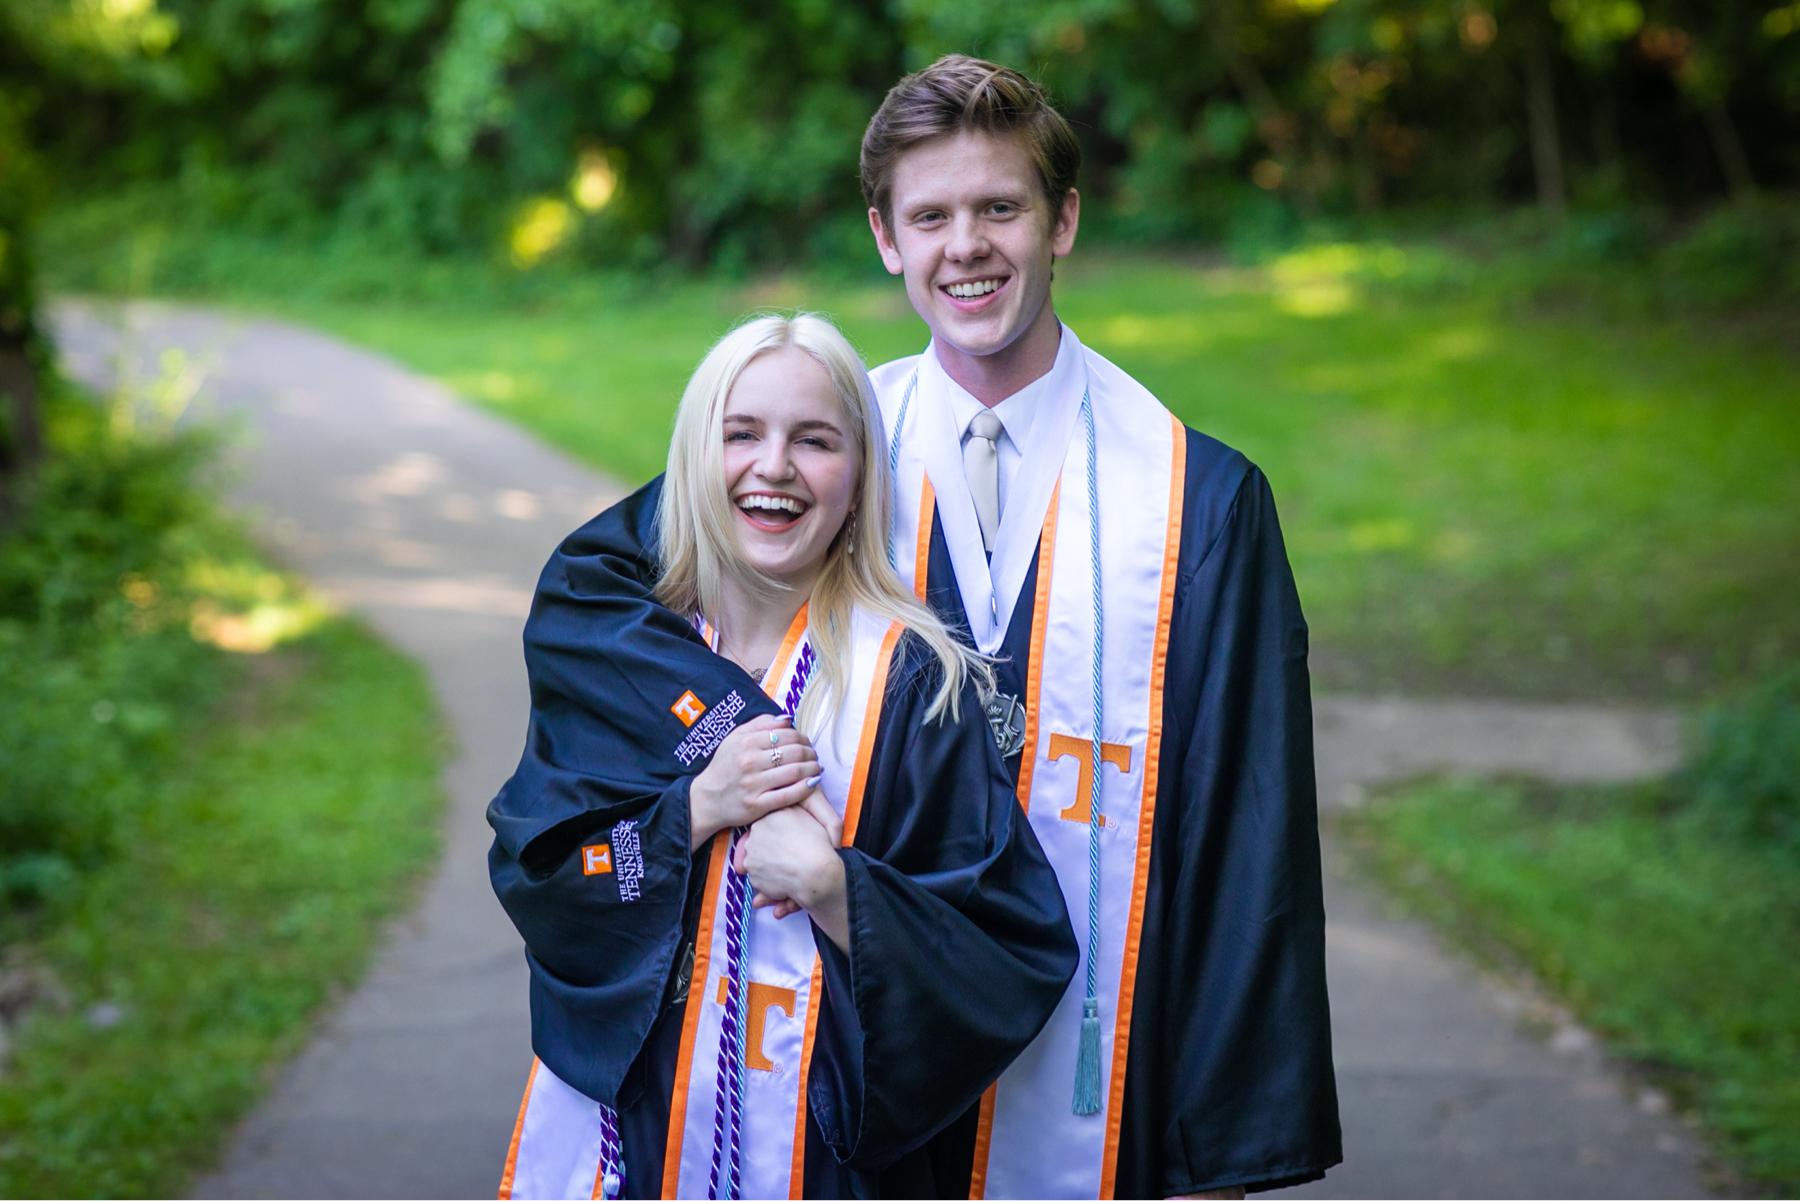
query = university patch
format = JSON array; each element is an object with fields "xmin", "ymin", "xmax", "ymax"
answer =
[
  {"xmin": 581, "ymin": 843, "xmax": 613, "ymax": 875},
  {"xmin": 673, "ymin": 688, "xmax": 746, "ymax": 766},
  {"xmin": 611, "ymin": 818, "xmax": 644, "ymax": 902}
]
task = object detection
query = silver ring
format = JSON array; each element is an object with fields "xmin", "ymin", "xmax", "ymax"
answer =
[{"xmin": 770, "ymin": 748, "xmax": 784, "ymax": 768}]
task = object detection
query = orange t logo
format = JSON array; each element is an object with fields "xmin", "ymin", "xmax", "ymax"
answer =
[
  {"xmin": 671, "ymin": 690, "xmax": 707, "ymax": 727},
  {"xmin": 581, "ymin": 844, "xmax": 613, "ymax": 875},
  {"xmin": 714, "ymin": 976, "xmax": 798, "ymax": 1072},
  {"xmin": 1045, "ymin": 732, "xmax": 1133, "ymax": 826}
]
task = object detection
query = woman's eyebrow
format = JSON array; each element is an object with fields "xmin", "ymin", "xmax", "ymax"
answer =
[{"xmin": 791, "ymin": 419, "xmax": 844, "ymax": 435}]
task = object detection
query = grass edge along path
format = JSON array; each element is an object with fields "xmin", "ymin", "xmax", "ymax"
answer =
[
  {"xmin": 0, "ymin": 612, "xmax": 449, "ymax": 1197},
  {"xmin": 1342, "ymin": 776, "xmax": 1800, "ymax": 1195}
]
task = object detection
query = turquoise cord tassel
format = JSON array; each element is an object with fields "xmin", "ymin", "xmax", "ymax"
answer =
[
  {"xmin": 1073, "ymin": 996, "xmax": 1103, "ymax": 1114},
  {"xmin": 1072, "ymin": 390, "xmax": 1106, "ymax": 1119}
]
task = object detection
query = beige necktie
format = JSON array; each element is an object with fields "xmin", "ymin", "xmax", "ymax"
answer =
[{"xmin": 963, "ymin": 409, "xmax": 1003, "ymax": 551}]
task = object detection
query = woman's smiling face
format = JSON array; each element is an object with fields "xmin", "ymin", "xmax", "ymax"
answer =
[{"xmin": 721, "ymin": 346, "xmax": 858, "ymax": 593}]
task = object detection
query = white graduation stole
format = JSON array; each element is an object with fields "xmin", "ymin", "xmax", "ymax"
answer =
[
  {"xmin": 500, "ymin": 606, "xmax": 904, "ymax": 1201},
  {"xmin": 881, "ymin": 330, "xmax": 1187, "ymax": 1200}
]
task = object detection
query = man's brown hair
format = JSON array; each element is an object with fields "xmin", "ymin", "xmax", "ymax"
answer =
[{"xmin": 860, "ymin": 55, "xmax": 1081, "ymax": 229}]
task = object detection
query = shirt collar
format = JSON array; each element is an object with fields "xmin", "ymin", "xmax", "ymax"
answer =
[{"xmin": 935, "ymin": 323, "xmax": 1075, "ymax": 450}]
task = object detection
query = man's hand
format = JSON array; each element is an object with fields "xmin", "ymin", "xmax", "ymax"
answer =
[
  {"xmin": 758, "ymin": 788, "xmax": 842, "ymax": 920},
  {"xmin": 688, "ymin": 715, "xmax": 821, "ymax": 849},
  {"xmin": 732, "ymin": 803, "xmax": 850, "ymax": 952}
]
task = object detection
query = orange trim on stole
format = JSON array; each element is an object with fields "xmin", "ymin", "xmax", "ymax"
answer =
[
  {"xmin": 967, "ymin": 1086, "xmax": 1000, "ymax": 1201},
  {"xmin": 660, "ymin": 839, "xmax": 733, "ymax": 1199},
  {"xmin": 1098, "ymin": 415, "xmax": 1187, "ymax": 1200},
  {"xmin": 1012, "ymin": 479, "xmax": 1060, "ymax": 812},
  {"xmin": 786, "ymin": 621, "xmax": 904, "ymax": 1198},
  {"xmin": 767, "ymin": 602, "xmax": 810, "ymax": 691},
  {"xmin": 498, "ymin": 1057, "xmax": 541, "ymax": 1200},
  {"xmin": 967, "ymin": 478, "xmax": 1061, "ymax": 1200},
  {"xmin": 660, "ymin": 611, "xmax": 808, "ymax": 1198},
  {"xmin": 911, "ymin": 478, "xmax": 936, "ymax": 602}
]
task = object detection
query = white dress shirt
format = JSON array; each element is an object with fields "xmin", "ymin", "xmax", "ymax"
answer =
[{"xmin": 937, "ymin": 327, "xmax": 1078, "ymax": 520}]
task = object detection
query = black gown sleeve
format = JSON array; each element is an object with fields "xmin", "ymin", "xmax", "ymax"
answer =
[
  {"xmin": 486, "ymin": 477, "xmax": 778, "ymax": 1106},
  {"xmin": 488, "ymin": 774, "xmax": 699, "ymax": 1108},
  {"xmin": 805, "ymin": 637, "xmax": 1079, "ymax": 1171},
  {"xmin": 491, "ymin": 476, "xmax": 780, "ymax": 865},
  {"xmin": 1134, "ymin": 457, "xmax": 1342, "ymax": 1195}
]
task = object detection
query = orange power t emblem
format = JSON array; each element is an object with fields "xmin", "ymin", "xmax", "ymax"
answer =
[
  {"xmin": 714, "ymin": 977, "xmax": 798, "ymax": 1071},
  {"xmin": 671, "ymin": 690, "xmax": 707, "ymax": 727},
  {"xmin": 1044, "ymin": 732, "xmax": 1133, "ymax": 826},
  {"xmin": 581, "ymin": 843, "xmax": 613, "ymax": 875}
]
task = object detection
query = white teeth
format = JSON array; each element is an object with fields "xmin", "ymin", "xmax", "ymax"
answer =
[
  {"xmin": 946, "ymin": 279, "xmax": 1001, "ymax": 299},
  {"xmin": 739, "ymin": 495, "xmax": 805, "ymax": 515}
]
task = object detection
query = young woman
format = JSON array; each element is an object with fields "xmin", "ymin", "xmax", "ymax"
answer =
[{"xmin": 488, "ymin": 313, "xmax": 1076, "ymax": 1199}]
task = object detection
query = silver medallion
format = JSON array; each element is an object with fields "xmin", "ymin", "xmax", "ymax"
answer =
[{"xmin": 984, "ymin": 691, "xmax": 1028, "ymax": 758}]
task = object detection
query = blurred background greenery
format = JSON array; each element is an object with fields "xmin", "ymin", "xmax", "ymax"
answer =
[
  {"xmin": 6, "ymin": 0, "xmax": 1799, "ymax": 273},
  {"xmin": 0, "ymin": 0, "xmax": 1796, "ymax": 1194},
  {"xmin": 10, "ymin": 0, "xmax": 1796, "ymax": 700}
]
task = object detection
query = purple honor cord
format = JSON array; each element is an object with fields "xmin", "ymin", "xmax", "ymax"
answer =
[
  {"xmin": 705, "ymin": 636, "xmax": 816, "ymax": 1199},
  {"xmin": 589, "ymin": 624, "xmax": 812, "ymax": 1201},
  {"xmin": 595, "ymin": 1105, "xmax": 625, "ymax": 1199}
]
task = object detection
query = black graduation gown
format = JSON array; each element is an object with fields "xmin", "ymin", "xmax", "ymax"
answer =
[
  {"xmin": 495, "ymin": 426, "xmax": 1342, "ymax": 1195},
  {"xmin": 489, "ymin": 625, "xmax": 1078, "ymax": 1198}
]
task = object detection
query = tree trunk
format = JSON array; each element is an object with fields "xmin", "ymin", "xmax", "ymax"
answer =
[
  {"xmin": 1521, "ymin": 19, "xmax": 1567, "ymax": 219},
  {"xmin": 1204, "ymin": 0, "xmax": 1321, "ymax": 217},
  {"xmin": 1699, "ymin": 100, "xmax": 1756, "ymax": 198},
  {"xmin": 1591, "ymin": 86, "xmax": 1623, "ymax": 192},
  {"xmin": 0, "ymin": 327, "xmax": 43, "ymax": 526}
]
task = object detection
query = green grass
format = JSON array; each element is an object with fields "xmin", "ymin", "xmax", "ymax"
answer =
[
  {"xmin": 276, "ymin": 249, "xmax": 1799, "ymax": 701},
  {"xmin": 0, "ymin": 614, "xmax": 447, "ymax": 1196},
  {"xmin": 1345, "ymin": 777, "xmax": 1800, "ymax": 1193},
  {"xmin": 47, "ymin": 222, "xmax": 1800, "ymax": 700}
]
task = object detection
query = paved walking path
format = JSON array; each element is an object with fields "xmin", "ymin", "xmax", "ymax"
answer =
[{"xmin": 52, "ymin": 300, "xmax": 1714, "ymax": 1199}]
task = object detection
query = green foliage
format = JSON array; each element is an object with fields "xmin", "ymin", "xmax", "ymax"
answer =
[
  {"xmin": 0, "ymin": 59, "xmax": 49, "ymax": 482},
  {"xmin": 0, "ymin": 387, "xmax": 224, "ymax": 910},
  {"xmin": 0, "ymin": 619, "xmax": 445, "ymax": 1196},
  {"xmin": 1348, "ymin": 765, "xmax": 1800, "ymax": 1192},
  {"xmin": 1682, "ymin": 669, "xmax": 1800, "ymax": 849},
  {"xmin": 1322, "ymin": 200, "xmax": 1800, "ymax": 319},
  {"xmin": 13, "ymin": 0, "xmax": 1800, "ymax": 270},
  {"xmin": 0, "ymin": 383, "xmax": 448, "ymax": 1197},
  {"xmin": 1657, "ymin": 199, "xmax": 1800, "ymax": 307}
]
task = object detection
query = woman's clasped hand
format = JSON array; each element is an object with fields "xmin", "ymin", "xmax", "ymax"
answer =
[
  {"xmin": 688, "ymin": 712, "xmax": 843, "ymax": 926},
  {"xmin": 686, "ymin": 713, "xmax": 823, "ymax": 847}
]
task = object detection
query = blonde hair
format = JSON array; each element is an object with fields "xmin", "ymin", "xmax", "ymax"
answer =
[{"xmin": 656, "ymin": 312, "xmax": 991, "ymax": 732}]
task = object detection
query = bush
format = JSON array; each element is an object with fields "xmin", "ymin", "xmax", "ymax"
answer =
[
  {"xmin": 1680, "ymin": 669, "xmax": 1800, "ymax": 852},
  {"xmin": 1657, "ymin": 201, "xmax": 1800, "ymax": 310},
  {"xmin": 0, "ymin": 389, "xmax": 225, "ymax": 912}
]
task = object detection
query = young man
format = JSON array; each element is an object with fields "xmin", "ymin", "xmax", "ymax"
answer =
[{"xmin": 502, "ymin": 55, "xmax": 1339, "ymax": 1198}]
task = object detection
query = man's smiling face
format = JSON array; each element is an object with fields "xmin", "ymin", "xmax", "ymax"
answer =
[{"xmin": 870, "ymin": 130, "xmax": 1079, "ymax": 384}]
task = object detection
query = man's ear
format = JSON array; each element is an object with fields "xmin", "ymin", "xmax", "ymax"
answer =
[
  {"xmin": 1051, "ymin": 188, "xmax": 1081, "ymax": 259},
  {"xmin": 869, "ymin": 207, "xmax": 904, "ymax": 276}
]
